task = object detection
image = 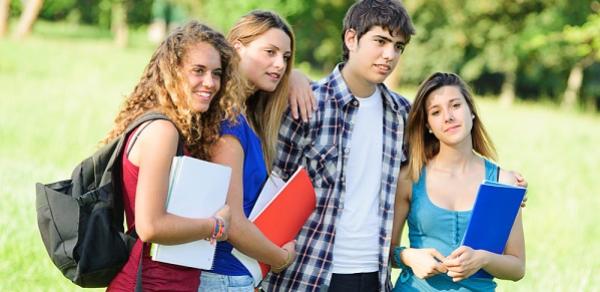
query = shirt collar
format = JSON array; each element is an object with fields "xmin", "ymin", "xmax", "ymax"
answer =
[{"xmin": 327, "ymin": 63, "xmax": 402, "ymax": 113}]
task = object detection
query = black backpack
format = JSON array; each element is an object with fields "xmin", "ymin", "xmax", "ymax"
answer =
[{"xmin": 35, "ymin": 112, "xmax": 179, "ymax": 288}]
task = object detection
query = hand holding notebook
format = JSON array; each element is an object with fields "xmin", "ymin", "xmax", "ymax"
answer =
[
  {"xmin": 459, "ymin": 180, "xmax": 526, "ymax": 278},
  {"xmin": 232, "ymin": 167, "xmax": 316, "ymax": 286},
  {"xmin": 150, "ymin": 156, "xmax": 231, "ymax": 269}
]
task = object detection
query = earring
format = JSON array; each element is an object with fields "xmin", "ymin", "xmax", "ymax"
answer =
[
  {"xmin": 472, "ymin": 115, "xmax": 475, "ymax": 120},
  {"xmin": 428, "ymin": 128, "xmax": 432, "ymax": 134}
]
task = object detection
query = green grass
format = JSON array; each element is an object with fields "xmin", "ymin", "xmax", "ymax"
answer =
[
  {"xmin": 0, "ymin": 21, "xmax": 155, "ymax": 291},
  {"xmin": 1, "ymin": 21, "xmax": 599, "ymax": 291}
]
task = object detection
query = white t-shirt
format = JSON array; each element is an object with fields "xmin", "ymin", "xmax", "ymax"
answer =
[{"xmin": 331, "ymin": 87, "xmax": 383, "ymax": 274}]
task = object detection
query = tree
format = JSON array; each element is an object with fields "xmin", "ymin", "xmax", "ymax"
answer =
[
  {"xmin": 401, "ymin": 0, "xmax": 600, "ymax": 111},
  {"xmin": 0, "ymin": 0, "xmax": 9, "ymax": 37},
  {"xmin": 520, "ymin": 1, "xmax": 598, "ymax": 110},
  {"xmin": 448, "ymin": 1, "xmax": 545, "ymax": 105},
  {"xmin": 399, "ymin": 0, "xmax": 468, "ymax": 85},
  {"xmin": 560, "ymin": 14, "xmax": 600, "ymax": 110},
  {"xmin": 111, "ymin": 0, "xmax": 128, "ymax": 48},
  {"xmin": 15, "ymin": 0, "xmax": 44, "ymax": 39}
]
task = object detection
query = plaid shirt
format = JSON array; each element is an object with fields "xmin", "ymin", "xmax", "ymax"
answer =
[{"xmin": 262, "ymin": 64, "xmax": 410, "ymax": 291}]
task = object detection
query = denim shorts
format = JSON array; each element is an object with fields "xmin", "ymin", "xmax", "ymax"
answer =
[{"xmin": 198, "ymin": 271, "xmax": 254, "ymax": 292}]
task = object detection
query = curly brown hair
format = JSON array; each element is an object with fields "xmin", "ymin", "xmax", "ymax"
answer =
[{"xmin": 103, "ymin": 21, "xmax": 244, "ymax": 160}]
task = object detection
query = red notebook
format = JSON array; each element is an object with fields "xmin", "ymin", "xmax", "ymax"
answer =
[{"xmin": 232, "ymin": 167, "xmax": 316, "ymax": 286}]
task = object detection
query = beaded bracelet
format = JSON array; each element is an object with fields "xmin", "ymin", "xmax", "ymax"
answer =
[{"xmin": 209, "ymin": 216, "xmax": 225, "ymax": 244}]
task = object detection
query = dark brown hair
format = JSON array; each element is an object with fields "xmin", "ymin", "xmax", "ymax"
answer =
[{"xmin": 341, "ymin": 0, "xmax": 415, "ymax": 62}]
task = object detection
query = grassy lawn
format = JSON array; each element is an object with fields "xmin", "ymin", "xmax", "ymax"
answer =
[{"xmin": 1, "ymin": 22, "xmax": 599, "ymax": 291}]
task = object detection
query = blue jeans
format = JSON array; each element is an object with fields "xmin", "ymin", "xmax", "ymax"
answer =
[{"xmin": 198, "ymin": 272, "xmax": 254, "ymax": 292}]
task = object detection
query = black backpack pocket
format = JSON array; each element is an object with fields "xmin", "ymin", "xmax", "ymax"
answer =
[{"xmin": 36, "ymin": 181, "xmax": 79, "ymax": 277}]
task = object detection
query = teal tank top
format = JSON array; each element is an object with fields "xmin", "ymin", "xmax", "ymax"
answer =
[{"xmin": 393, "ymin": 159, "xmax": 499, "ymax": 292}]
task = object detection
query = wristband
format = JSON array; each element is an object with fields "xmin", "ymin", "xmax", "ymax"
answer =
[{"xmin": 393, "ymin": 246, "xmax": 409, "ymax": 270}]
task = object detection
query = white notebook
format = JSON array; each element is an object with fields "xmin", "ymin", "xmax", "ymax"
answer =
[
  {"xmin": 150, "ymin": 156, "xmax": 231, "ymax": 269},
  {"xmin": 232, "ymin": 171, "xmax": 286, "ymax": 287}
]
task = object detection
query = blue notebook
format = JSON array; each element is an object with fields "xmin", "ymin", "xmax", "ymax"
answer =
[{"xmin": 462, "ymin": 180, "xmax": 525, "ymax": 278}]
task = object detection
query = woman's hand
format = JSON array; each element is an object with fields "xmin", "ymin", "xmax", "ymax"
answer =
[
  {"xmin": 288, "ymin": 69, "xmax": 316, "ymax": 122},
  {"xmin": 510, "ymin": 171, "xmax": 528, "ymax": 207},
  {"xmin": 443, "ymin": 246, "xmax": 488, "ymax": 282},
  {"xmin": 213, "ymin": 205, "xmax": 230, "ymax": 241},
  {"xmin": 402, "ymin": 248, "xmax": 448, "ymax": 279},
  {"xmin": 271, "ymin": 240, "xmax": 297, "ymax": 273}
]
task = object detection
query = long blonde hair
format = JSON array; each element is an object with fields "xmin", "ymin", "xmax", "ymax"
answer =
[
  {"xmin": 227, "ymin": 10, "xmax": 295, "ymax": 170},
  {"xmin": 103, "ymin": 21, "xmax": 245, "ymax": 160},
  {"xmin": 406, "ymin": 72, "xmax": 497, "ymax": 182}
]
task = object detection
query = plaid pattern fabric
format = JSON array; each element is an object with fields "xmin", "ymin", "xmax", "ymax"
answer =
[{"xmin": 262, "ymin": 64, "xmax": 411, "ymax": 292}]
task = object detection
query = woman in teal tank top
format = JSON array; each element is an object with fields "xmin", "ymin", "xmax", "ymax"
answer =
[{"xmin": 391, "ymin": 72, "xmax": 526, "ymax": 291}]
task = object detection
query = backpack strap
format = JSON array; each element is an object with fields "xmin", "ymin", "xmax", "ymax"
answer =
[
  {"xmin": 125, "ymin": 112, "xmax": 185, "ymax": 157},
  {"xmin": 122, "ymin": 112, "xmax": 184, "ymax": 292},
  {"xmin": 136, "ymin": 244, "xmax": 144, "ymax": 292},
  {"xmin": 124, "ymin": 112, "xmax": 172, "ymax": 133},
  {"xmin": 126, "ymin": 120, "xmax": 156, "ymax": 158}
]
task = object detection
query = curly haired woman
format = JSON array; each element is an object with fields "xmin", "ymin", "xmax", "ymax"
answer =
[{"xmin": 104, "ymin": 21, "xmax": 245, "ymax": 292}]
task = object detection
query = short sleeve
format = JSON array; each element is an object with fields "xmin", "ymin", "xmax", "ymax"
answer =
[{"xmin": 220, "ymin": 115, "xmax": 248, "ymax": 148}]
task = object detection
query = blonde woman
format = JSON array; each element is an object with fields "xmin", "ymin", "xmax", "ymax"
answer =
[
  {"xmin": 104, "ymin": 21, "xmax": 244, "ymax": 291},
  {"xmin": 391, "ymin": 72, "xmax": 526, "ymax": 291},
  {"xmin": 200, "ymin": 10, "xmax": 298, "ymax": 291}
]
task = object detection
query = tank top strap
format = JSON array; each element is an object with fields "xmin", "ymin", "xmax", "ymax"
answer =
[
  {"xmin": 412, "ymin": 167, "xmax": 427, "ymax": 198},
  {"xmin": 484, "ymin": 159, "xmax": 500, "ymax": 182}
]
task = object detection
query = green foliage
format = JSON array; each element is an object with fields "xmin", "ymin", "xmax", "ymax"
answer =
[
  {"xmin": 287, "ymin": 0, "xmax": 351, "ymax": 71},
  {"xmin": 76, "ymin": 0, "xmax": 104, "ymax": 25},
  {"xmin": 8, "ymin": 0, "xmax": 147, "ymax": 25},
  {"xmin": 6, "ymin": 0, "xmax": 599, "ymax": 109},
  {"xmin": 8, "ymin": 0, "xmax": 23, "ymax": 17},
  {"xmin": 126, "ymin": 0, "xmax": 154, "ymax": 27},
  {"xmin": 151, "ymin": 0, "xmax": 188, "ymax": 24},
  {"xmin": 562, "ymin": 13, "xmax": 600, "ymax": 61},
  {"xmin": 399, "ymin": 0, "xmax": 599, "ymax": 110},
  {"xmin": 196, "ymin": 0, "xmax": 351, "ymax": 72},
  {"xmin": 8, "ymin": 0, "xmax": 597, "ymax": 109},
  {"xmin": 39, "ymin": 0, "xmax": 78, "ymax": 20},
  {"xmin": 404, "ymin": 1, "xmax": 543, "ymax": 81},
  {"xmin": 583, "ymin": 63, "xmax": 600, "ymax": 102}
]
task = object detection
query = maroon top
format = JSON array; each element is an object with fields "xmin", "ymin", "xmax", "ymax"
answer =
[{"xmin": 107, "ymin": 126, "xmax": 200, "ymax": 292}]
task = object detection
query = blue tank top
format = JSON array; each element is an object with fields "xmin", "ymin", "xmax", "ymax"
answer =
[
  {"xmin": 393, "ymin": 159, "xmax": 499, "ymax": 292},
  {"xmin": 209, "ymin": 115, "xmax": 268, "ymax": 276}
]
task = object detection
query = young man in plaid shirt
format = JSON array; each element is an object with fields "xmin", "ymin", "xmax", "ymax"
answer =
[{"xmin": 262, "ymin": 1, "xmax": 415, "ymax": 291}]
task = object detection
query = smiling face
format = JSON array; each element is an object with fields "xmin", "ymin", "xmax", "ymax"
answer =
[
  {"xmin": 235, "ymin": 28, "xmax": 292, "ymax": 93},
  {"xmin": 344, "ymin": 26, "xmax": 406, "ymax": 85},
  {"xmin": 182, "ymin": 42, "xmax": 222, "ymax": 113},
  {"xmin": 425, "ymin": 85, "xmax": 474, "ymax": 146}
]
